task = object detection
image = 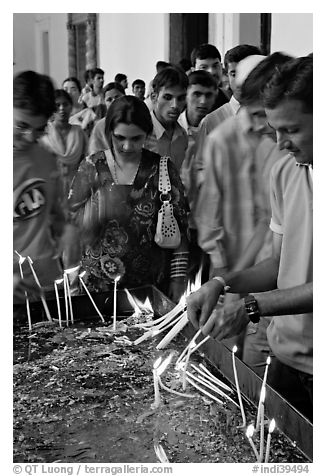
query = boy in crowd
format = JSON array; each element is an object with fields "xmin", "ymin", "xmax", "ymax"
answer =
[
  {"xmin": 191, "ymin": 43, "xmax": 229, "ymax": 110},
  {"xmin": 178, "ymin": 70, "xmax": 218, "ymax": 283},
  {"xmin": 88, "ymin": 82, "xmax": 125, "ymax": 154},
  {"xmin": 187, "ymin": 56, "xmax": 313, "ymax": 420},
  {"xmin": 132, "ymin": 79, "xmax": 146, "ymax": 100},
  {"xmin": 81, "ymin": 68, "xmax": 105, "ymax": 108},
  {"xmin": 145, "ymin": 66, "xmax": 188, "ymax": 172},
  {"xmin": 13, "ymin": 71, "xmax": 76, "ymax": 302},
  {"xmin": 114, "ymin": 73, "xmax": 128, "ymax": 91}
]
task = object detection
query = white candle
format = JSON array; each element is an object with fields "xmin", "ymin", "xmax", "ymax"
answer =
[
  {"xmin": 256, "ymin": 385, "xmax": 266, "ymax": 433},
  {"xmin": 182, "ymin": 345, "xmax": 193, "ymax": 390},
  {"xmin": 264, "ymin": 418, "xmax": 276, "ymax": 463},
  {"xmin": 79, "ymin": 272, "xmax": 105, "ymax": 323},
  {"xmin": 15, "ymin": 252, "xmax": 32, "ymax": 332},
  {"xmin": 246, "ymin": 424, "xmax": 260, "ymax": 461},
  {"xmin": 259, "ymin": 401, "xmax": 265, "ymax": 462},
  {"xmin": 232, "ymin": 346, "xmax": 246, "ymax": 427},
  {"xmin": 152, "ymin": 357, "xmax": 163, "ymax": 408},
  {"xmin": 63, "ymin": 273, "xmax": 69, "ymax": 326},
  {"xmin": 256, "ymin": 356, "xmax": 271, "ymax": 430},
  {"xmin": 54, "ymin": 279, "xmax": 63, "ymax": 328},
  {"xmin": 113, "ymin": 275, "xmax": 120, "ymax": 331},
  {"xmin": 27, "ymin": 256, "xmax": 52, "ymax": 322}
]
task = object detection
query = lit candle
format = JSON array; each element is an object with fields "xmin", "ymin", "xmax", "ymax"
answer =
[
  {"xmin": 259, "ymin": 391, "xmax": 266, "ymax": 462},
  {"xmin": 256, "ymin": 385, "xmax": 266, "ymax": 434},
  {"xmin": 26, "ymin": 256, "xmax": 52, "ymax": 322},
  {"xmin": 15, "ymin": 251, "xmax": 32, "ymax": 332},
  {"xmin": 152, "ymin": 357, "xmax": 163, "ymax": 408},
  {"xmin": 264, "ymin": 418, "xmax": 276, "ymax": 463},
  {"xmin": 54, "ymin": 278, "xmax": 63, "ymax": 328},
  {"xmin": 232, "ymin": 345, "xmax": 246, "ymax": 427},
  {"xmin": 113, "ymin": 275, "xmax": 121, "ymax": 331},
  {"xmin": 256, "ymin": 356, "xmax": 271, "ymax": 430},
  {"xmin": 246, "ymin": 424, "xmax": 260, "ymax": 461},
  {"xmin": 64, "ymin": 266, "xmax": 79, "ymax": 325},
  {"xmin": 79, "ymin": 271, "xmax": 105, "ymax": 323}
]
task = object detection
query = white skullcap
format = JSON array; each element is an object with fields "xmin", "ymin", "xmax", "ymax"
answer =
[{"xmin": 235, "ymin": 55, "xmax": 267, "ymax": 87}]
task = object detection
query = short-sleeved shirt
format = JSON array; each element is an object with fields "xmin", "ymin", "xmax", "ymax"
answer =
[
  {"xmin": 144, "ymin": 111, "xmax": 188, "ymax": 172},
  {"xmin": 267, "ymin": 154, "xmax": 313, "ymax": 374},
  {"xmin": 13, "ymin": 144, "xmax": 65, "ymax": 287}
]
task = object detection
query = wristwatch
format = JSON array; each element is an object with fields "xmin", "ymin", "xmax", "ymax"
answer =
[{"xmin": 243, "ymin": 295, "xmax": 261, "ymax": 323}]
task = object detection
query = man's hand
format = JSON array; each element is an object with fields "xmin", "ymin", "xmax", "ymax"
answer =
[
  {"xmin": 200, "ymin": 299, "xmax": 250, "ymax": 340},
  {"xmin": 186, "ymin": 279, "xmax": 224, "ymax": 329}
]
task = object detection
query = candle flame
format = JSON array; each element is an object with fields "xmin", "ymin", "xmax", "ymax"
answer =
[
  {"xmin": 267, "ymin": 356, "xmax": 271, "ymax": 365},
  {"xmin": 261, "ymin": 386, "xmax": 266, "ymax": 403},
  {"xmin": 64, "ymin": 265, "xmax": 80, "ymax": 275},
  {"xmin": 27, "ymin": 256, "xmax": 33, "ymax": 264},
  {"xmin": 246, "ymin": 424, "xmax": 255, "ymax": 438},
  {"xmin": 115, "ymin": 275, "xmax": 121, "ymax": 282},
  {"xmin": 124, "ymin": 289, "xmax": 153, "ymax": 317},
  {"xmin": 153, "ymin": 356, "xmax": 163, "ymax": 370},
  {"xmin": 269, "ymin": 418, "xmax": 276, "ymax": 433},
  {"xmin": 79, "ymin": 271, "xmax": 86, "ymax": 279},
  {"xmin": 232, "ymin": 345, "xmax": 238, "ymax": 353},
  {"xmin": 14, "ymin": 250, "xmax": 26, "ymax": 265},
  {"xmin": 55, "ymin": 278, "xmax": 64, "ymax": 285}
]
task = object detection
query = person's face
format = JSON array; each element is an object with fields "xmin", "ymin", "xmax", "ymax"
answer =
[
  {"xmin": 266, "ymin": 99, "xmax": 313, "ymax": 164},
  {"xmin": 93, "ymin": 74, "xmax": 104, "ymax": 91},
  {"xmin": 186, "ymin": 84, "xmax": 216, "ymax": 125},
  {"xmin": 133, "ymin": 85, "xmax": 146, "ymax": 100},
  {"xmin": 54, "ymin": 96, "xmax": 72, "ymax": 125},
  {"xmin": 245, "ymin": 101, "xmax": 275, "ymax": 139},
  {"xmin": 152, "ymin": 86, "xmax": 187, "ymax": 126},
  {"xmin": 121, "ymin": 78, "xmax": 128, "ymax": 90},
  {"xmin": 62, "ymin": 80, "xmax": 80, "ymax": 105},
  {"xmin": 111, "ymin": 123, "xmax": 146, "ymax": 159},
  {"xmin": 13, "ymin": 108, "xmax": 48, "ymax": 152},
  {"xmin": 104, "ymin": 89, "xmax": 124, "ymax": 110},
  {"xmin": 226, "ymin": 61, "xmax": 240, "ymax": 98},
  {"xmin": 195, "ymin": 57, "xmax": 223, "ymax": 85}
]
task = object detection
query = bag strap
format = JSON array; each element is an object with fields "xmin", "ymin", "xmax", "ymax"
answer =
[{"xmin": 158, "ymin": 156, "xmax": 171, "ymax": 194}]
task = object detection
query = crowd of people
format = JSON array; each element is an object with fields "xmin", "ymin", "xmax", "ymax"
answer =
[{"xmin": 13, "ymin": 42, "xmax": 313, "ymax": 420}]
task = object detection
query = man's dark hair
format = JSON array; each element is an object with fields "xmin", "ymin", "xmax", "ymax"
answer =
[
  {"xmin": 84, "ymin": 69, "xmax": 93, "ymax": 83},
  {"xmin": 156, "ymin": 61, "xmax": 171, "ymax": 73},
  {"xmin": 132, "ymin": 79, "xmax": 145, "ymax": 89},
  {"xmin": 187, "ymin": 70, "xmax": 217, "ymax": 90},
  {"xmin": 152, "ymin": 66, "xmax": 189, "ymax": 94},
  {"xmin": 103, "ymin": 82, "xmax": 126, "ymax": 96},
  {"xmin": 13, "ymin": 70, "xmax": 56, "ymax": 118},
  {"xmin": 240, "ymin": 52, "xmax": 293, "ymax": 106},
  {"xmin": 179, "ymin": 58, "xmax": 192, "ymax": 72},
  {"xmin": 190, "ymin": 43, "xmax": 222, "ymax": 66},
  {"xmin": 54, "ymin": 89, "xmax": 73, "ymax": 105},
  {"xmin": 91, "ymin": 68, "xmax": 105, "ymax": 79},
  {"xmin": 224, "ymin": 44, "xmax": 262, "ymax": 70},
  {"xmin": 114, "ymin": 73, "xmax": 127, "ymax": 83},
  {"xmin": 263, "ymin": 56, "xmax": 313, "ymax": 113}
]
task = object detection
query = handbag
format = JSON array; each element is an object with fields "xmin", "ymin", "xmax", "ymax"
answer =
[{"xmin": 154, "ymin": 156, "xmax": 181, "ymax": 249}]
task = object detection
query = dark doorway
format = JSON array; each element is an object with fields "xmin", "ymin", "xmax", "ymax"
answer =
[{"xmin": 169, "ymin": 13, "xmax": 208, "ymax": 65}]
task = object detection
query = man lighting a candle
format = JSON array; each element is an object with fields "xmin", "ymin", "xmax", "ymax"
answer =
[{"xmin": 187, "ymin": 56, "xmax": 313, "ymax": 420}]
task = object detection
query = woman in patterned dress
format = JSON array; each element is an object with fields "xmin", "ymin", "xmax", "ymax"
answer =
[{"xmin": 68, "ymin": 95, "xmax": 189, "ymax": 302}]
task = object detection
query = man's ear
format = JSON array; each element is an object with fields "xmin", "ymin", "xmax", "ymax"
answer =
[{"xmin": 151, "ymin": 91, "xmax": 158, "ymax": 104}]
